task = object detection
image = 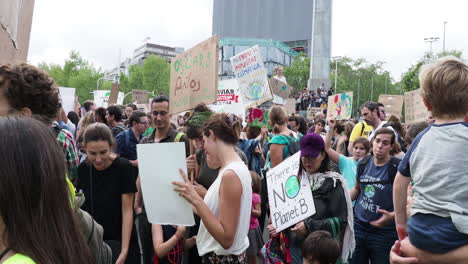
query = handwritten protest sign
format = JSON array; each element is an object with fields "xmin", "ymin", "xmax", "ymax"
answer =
[
  {"xmin": 94, "ymin": 90, "xmax": 124, "ymax": 108},
  {"xmin": 404, "ymin": 88, "xmax": 430, "ymax": 123},
  {"xmin": 132, "ymin": 90, "xmax": 148, "ymax": 104},
  {"xmin": 247, "ymin": 108, "xmax": 271, "ymax": 129},
  {"xmin": 269, "ymin": 78, "xmax": 293, "ymax": 100},
  {"xmin": 327, "ymin": 92, "xmax": 353, "ymax": 120},
  {"xmin": 230, "ymin": 45, "xmax": 273, "ymax": 108},
  {"xmin": 58, "ymin": 87, "xmax": 76, "ymax": 114},
  {"xmin": 267, "ymin": 152, "xmax": 315, "ymax": 232},
  {"xmin": 209, "ymin": 79, "xmax": 245, "ymax": 119},
  {"xmin": 169, "ymin": 35, "xmax": 218, "ymax": 114},
  {"xmin": 307, "ymin": 107, "xmax": 323, "ymax": 120},
  {"xmin": 137, "ymin": 143, "xmax": 195, "ymax": 226},
  {"xmin": 378, "ymin": 95, "xmax": 404, "ymax": 120}
]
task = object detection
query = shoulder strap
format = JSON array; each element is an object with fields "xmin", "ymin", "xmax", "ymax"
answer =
[
  {"xmin": 357, "ymin": 155, "xmax": 372, "ymax": 183},
  {"xmin": 174, "ymin": 132, "xmax": 185, "ymax": 143},
  {"xmin": 360, "ymin": 122, "xmax": 365, "ymax": 136},
  {"xmin": 387, "ymin": 156, "xmax": 400, "ymax": 184}
]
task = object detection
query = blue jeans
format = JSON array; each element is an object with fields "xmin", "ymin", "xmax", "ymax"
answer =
[{"xmin": 349, "ymin": 223, "xmax": 398, "ymax": 264}]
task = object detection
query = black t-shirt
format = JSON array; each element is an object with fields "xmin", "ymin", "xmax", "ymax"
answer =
[{"xmin": 78, "ymin": 157, "xmax": 137, "ymax": 241}]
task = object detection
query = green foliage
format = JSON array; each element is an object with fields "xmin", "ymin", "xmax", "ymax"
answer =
[
  {"xmin": 38, "ymin": 50, "xmax": 107, "ymax": 103},
  {"xmin": 330, "ymin": 57, "xmax": 401, "ymax": 115},
  {"xmin": 399, "ymin": 50, "xmax": 463, "ymax": 93},
  {"xmin": 283, "ymin": 53, "xmax": 310, "ymax": 95}
]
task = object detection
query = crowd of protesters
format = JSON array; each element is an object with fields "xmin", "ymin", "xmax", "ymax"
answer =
[{"xmin": 0, "ymin": 55, "xmax": 466, "ymax": 264}]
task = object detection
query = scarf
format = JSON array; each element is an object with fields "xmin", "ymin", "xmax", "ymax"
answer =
[{"xmin": 306, "ymin": 171, "xmax": 355, "ymax": 261}]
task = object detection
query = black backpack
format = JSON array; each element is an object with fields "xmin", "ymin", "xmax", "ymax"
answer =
[
  {"xmin": 357, "ymin": 155, "xmax": 401, "ymax": 185},
  {"xmin": 284, "ymin": 135, "xmax": 300, "ymax": 157}
]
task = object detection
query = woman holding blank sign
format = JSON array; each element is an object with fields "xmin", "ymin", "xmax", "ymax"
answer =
[{"xmin": 174, "ymin": 113, "xmax": 252, "ymax": 264}]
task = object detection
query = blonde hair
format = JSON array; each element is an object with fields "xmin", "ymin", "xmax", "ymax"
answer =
[
  {"xmin": 269, "ymin": 106, "xmax": 288, "ymax": 134},
  {"xmin": 419, "ymin": 56, "xmax": 468, "ymax": 118}
]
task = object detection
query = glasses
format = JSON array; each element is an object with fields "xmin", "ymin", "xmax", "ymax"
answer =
[{"xmin": 152, "ymin": 111, "xmax": 168, "ymax": 117}]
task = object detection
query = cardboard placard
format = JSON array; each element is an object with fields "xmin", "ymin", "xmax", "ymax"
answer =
[
  {"xmin": 169, "ymin": 35, "xmax": 219, "ymax": 114},
  {"xmin": 378, "ymin": 95, "xmax": 404, "ymax": 120},
  {"xmin": 266, "ymin": 152, "xmax": 316, "ymax": 232},
  {"xmin": 307, "ymin": 107, "xmax": 323, "ymax": 120},
  {"xmin": 284, "ymin": 98, "xmax": 296, "ymax": 115},
  {"xmin": 108, "ymin": 83, "xmax": 120, "ymax": 105},
  {"xmin": 230, "ymin": 45, "xmax": 273, "ymax": 108},
  {"xmin": 132, "ymin": 90, "xmax": 148, "ymax": 104},
  {"xmin": 58, "ymin": 87, "xmax": 76, "ymax": 114},
  {"xmin": 137, "ymin": 143, "xmax": 195, "ymax": 226},
  {"xmin": 269, "ymin": 77, "xmax": 293, "ymax": 99},
  {"xmin": 404, "ymin": 88, "xmax": 431, "ymax": 124},
  {"xmin": 327, "ymin": 92, "xmax": 353, "ymax": 120},
  {"xmin": 247, "ymin": 108, "xmax": 271, "ymax": 129},
  {"xmin": 209, "ymin": 79, "xmax": 245, "ymax": 120}
]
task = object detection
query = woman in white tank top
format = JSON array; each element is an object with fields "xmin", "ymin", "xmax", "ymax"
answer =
[{"xmin": 174, "ymin": 113, "xmax": 252, "ymax": 264}]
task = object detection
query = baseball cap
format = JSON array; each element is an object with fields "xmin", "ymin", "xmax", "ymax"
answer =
[{"xmin": 300, "ymin": 133, "xmax": 325, "ymax": 158}]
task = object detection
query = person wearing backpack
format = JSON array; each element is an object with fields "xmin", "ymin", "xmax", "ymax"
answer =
[{"xmin": 348, "ymin": 128, "xmax": 401, "ymax": 264}]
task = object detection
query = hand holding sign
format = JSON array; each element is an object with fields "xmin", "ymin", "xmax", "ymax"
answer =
[{"xmin": 173, "ymin": 169, "xmax": 203, "ymax": 206}]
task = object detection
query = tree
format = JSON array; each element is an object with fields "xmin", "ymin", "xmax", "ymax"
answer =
[
  {"xmin": 142, "ymin": 55, "xmax": 170, "ymax": 96},
  {"xmin": 399, "ymin": 50, "xmax": 463, "ymax": 93},
  {"xmin": 283, "ymin": 53, "xmax": 310, "ymax": 95},
  {"xmin": 38, "ymin": 51, "xmax": 109, "ymax": 103}
]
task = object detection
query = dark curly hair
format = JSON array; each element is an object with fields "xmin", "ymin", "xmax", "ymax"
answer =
[
  {"xmin": 203, "ymin": 113, "xmax": 241, "ymax": 145},
  {"xmin": 0, "ymin": 63, "xmax": 61, "ymax": 124}
]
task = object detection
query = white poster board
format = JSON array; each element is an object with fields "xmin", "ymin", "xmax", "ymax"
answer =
[
  {"xmin": 266, "ymin": 152, "xmax": 315, "ymax": 232},
  {"xmin": 230, "ymin": 45, "xmax": 273, "ymax": 108},
  {"xmin": 58, "ymin": 87, "xmax": 76, "ymax": 114},
  {"xmin": 209, "ymin": 79, "xmax": 245, "ymax": 120},
  {"xmin": 137, "ymin": 143, "xmax": 195, "ymax": 226},
  {"xmin": 93, "ymin": 90, "xmax": 124, "ymax": 108}
]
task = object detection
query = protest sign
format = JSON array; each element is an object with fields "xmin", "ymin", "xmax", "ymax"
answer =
[
  {"xmin": 132, "ymin": 90, "xmax": 148, "ymax": 104},
  {"xmin": 108, "ymin": 83, "xmax": 120, "ymax": 105},
  {"xmin": 169, "ymin": 35, "xmax": 218, "ymax": 115},
  {"xmin": 269, "ymin": 78, "xmax": 293, "ymax": 100},
  {"xmin": 327, "ymin": 92, "xmax": 353, "ymax": 120},
  {"xmin": 307, "ymin": 107, "xmax": 323, "ymax": 120},
  {"xmin": 247, "ymin": 108, "xmax": 271, "ymax": 129},
  {"xmin": 58, "ymin": 87, "xmax": 76, "ymax": 114},
  {"xmin": 209, "ymin": 79, "xmax": 245, "ymax": 120},
  {"xmin": 378, "ymin": 95, "xmax": 404, "ymax": 120},
  {"xmin": 284, "ymin": 98, "xmax": 296, "ymax": 115},
  {"xmin": 137, "ymin": 142, "xmax": 195, "ymax": 226},
  {"xmin": 94, "ymin": 90, "xmax": 124, "ymax": 108},
  {"xmin": 404, "ymin": 88, "xmax": 431, "ymax": 123},
  {"xmin": 230, "ymin": 45, "xmax": 273, "ymax": 108},
  {"xmin": 266, "ymin": 152, "xmax": 315, "ymax": 232}
]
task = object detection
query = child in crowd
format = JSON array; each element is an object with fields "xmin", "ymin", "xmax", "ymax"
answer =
[
  {"xmin": 394, "ymin": 56, "xmax": 468, "ymax": 254},
  {"xmin": 152, "ymin": 224, "xmax": 196, "ymax": 264},
  {"xmin": 302, "ymin": 231, "xmax": 341, "ymax": 264},
  {"xmin": 247, "ymin": 171, "xmax": 264, "ymax": 264}
]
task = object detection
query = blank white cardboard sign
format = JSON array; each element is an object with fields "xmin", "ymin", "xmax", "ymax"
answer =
[{"xmin": 137, "ymin": 142, "xmax": 195, "ymax": 226}]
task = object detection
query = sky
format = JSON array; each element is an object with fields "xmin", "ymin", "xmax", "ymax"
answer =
[{"xmin": 28, "ymin": 0, "xmax": 467, "ymax": 82}]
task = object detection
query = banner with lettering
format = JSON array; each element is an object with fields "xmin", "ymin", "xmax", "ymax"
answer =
[
  {"xmin": 209, "ymin": 79, "xmax": 244, "ymax": 119},
  {"xmin": 169, "ymin": 35, "xmax": 218, "ymax": 114},
  {"xmin": 327, "ymin": 92, "xmax": 353, "ymax": 120},
  {"xmin": 266, "ymin": 152, "xmax": 316, "ymax": 232},
  {"xmin": 230, "ymin": 45, "xmax": 273, "ymax": 108}
]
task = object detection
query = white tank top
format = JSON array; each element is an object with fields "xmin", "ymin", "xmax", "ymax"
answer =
[{"xmin": 196, "ymin": 160, "xmax": 252, "ymax": 256}]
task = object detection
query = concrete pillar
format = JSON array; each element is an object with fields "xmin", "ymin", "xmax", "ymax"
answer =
[{"xmin": 308, "ymin": 0, "xmax": 332, "ymax": 92}]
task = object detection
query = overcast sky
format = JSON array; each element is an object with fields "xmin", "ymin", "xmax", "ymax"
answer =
[{"xmin": 29, "ymin": 0, "xmax": 467, "ymax": 81}]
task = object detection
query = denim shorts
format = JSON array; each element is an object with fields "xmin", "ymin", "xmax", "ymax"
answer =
[{"xmin": 408, "ymin": 213, "xmax": 468, "ymax": 254}]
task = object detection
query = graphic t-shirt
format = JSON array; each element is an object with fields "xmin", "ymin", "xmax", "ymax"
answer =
[
  {"xmin": 354, "ymin": 159, "xmax": 395, "ymax": 231},
  {"xmin": 249, "ymin": 192, "xmax": 261, "ymax": 230},
  {"xmin": 338, "ymin": 155, "xmax": 358, "ymax": 190}
]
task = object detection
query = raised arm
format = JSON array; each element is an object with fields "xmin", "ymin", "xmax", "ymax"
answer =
[{"xmin": 325, "ymin": 118, "xmax": 340, "ymax": 164}]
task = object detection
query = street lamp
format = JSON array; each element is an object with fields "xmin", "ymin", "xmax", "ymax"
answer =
[
  {"xmin": 331, "ymin": 56, "xmax": 342, "ymax": 94},
  {"xmin": 424, "ymin": 37, "xmax": 439, "ymax": 53},
  {"xmin": 96, "ymin": 77, "xmax": 114, "ymax": 91},
  {"xmin": 443, "ymin": 22, "xmax": 447, "ymax": 54}
]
